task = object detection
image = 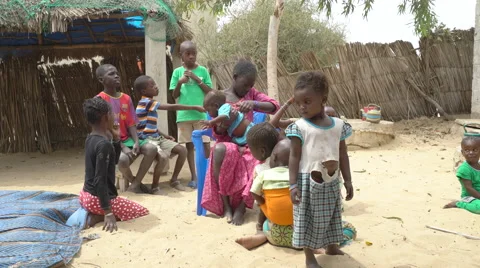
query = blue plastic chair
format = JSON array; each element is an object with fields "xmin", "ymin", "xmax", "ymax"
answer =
[{"xmin": 192, "ymin": 112, "xmax": 267, "ymax": 216}]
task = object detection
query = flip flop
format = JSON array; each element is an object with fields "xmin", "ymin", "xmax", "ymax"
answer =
[
  {"xmin": 151, "ymin": 187, "xmax": 164, "ymax": 195},
  {"xmin": 187, "ymin": 180, "xmax": 197, "ymax": 189},
  {"xmin": 170, "ymin": 180, "xmax": 186, "ymax": 191},
  {"xmin": 140, "ymin": 183, "xmax": 151, "ymax": 194}
]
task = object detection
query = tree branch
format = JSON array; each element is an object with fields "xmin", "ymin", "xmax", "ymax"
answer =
[{"xmin": 406, "ymin": 79, "xmax": 454, "ymax": 121}]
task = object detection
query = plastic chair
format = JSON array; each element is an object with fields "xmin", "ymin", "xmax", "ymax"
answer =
[{"xmin": 192, "ymin": 112, "xmax": 267, "ymax": 216}]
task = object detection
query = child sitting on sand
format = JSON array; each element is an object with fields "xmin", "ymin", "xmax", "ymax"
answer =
[
  {"xmin": 250, "ymin": 137, "xmax": 293, "ymax": 226},
  {"xmin": 80, "ymin": 97, "xmax": 149, "ymax": 232},
  {"xmin": 286, "ymin": 71, "xmax": 354, "ymax": 268},
  {"xmin": 201, "ymin": 90, "xmax": 254, "ymax": 146},
  {"xmin": 134, "ymin": 75, "xmax": 206, "ymax": 192},
  {"xmin": 444, "ymin": 136, "xmax": 480, "ymax": 214}
]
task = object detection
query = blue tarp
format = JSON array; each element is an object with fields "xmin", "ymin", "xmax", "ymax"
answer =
[
  {"xmin": 0, "ymin": 190, "xmax": 83, "ymax": 267},
  {"xmin": 0, "ymin": 16, "xmax": 144, "ymax": 46}
]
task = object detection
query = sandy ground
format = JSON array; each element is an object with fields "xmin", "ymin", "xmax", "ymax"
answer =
[{"xmin": 1, "ymin": 118, "xmax": 480, "ymax": 268}]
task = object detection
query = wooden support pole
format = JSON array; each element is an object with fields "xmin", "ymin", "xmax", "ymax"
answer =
[
  {"xmin": 65, "ymin": 31, "xmax": 72, "ymax": 45},
  {"xmin": 37, "ymin": 34, "xmax": 43, "ymax": 45},
  {"xmin": 118, "ymin": 18, "xmax": 128, "ymax": 42},
  {"xmin": 145, "ymin": 19, "xmax": 168, "ymax": 134},
  {"xmin": 83, "ymin": 19, "xmax": 97, "ymax": 43}
]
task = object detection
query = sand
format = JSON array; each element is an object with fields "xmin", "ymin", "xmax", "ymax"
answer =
[{"xmin": 1, "ymin": 118, "xmax": 480, "ymax": 268}]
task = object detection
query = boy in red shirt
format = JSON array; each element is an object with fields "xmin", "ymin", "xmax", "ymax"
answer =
[{"xmin": 95, "ymin": 64, "xmax": 163, "ymax": 194}]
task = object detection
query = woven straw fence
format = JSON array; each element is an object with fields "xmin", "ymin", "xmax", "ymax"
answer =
[
  {"xmin": 0, "ymin": 46, "xmax": 177, "ymax": 153},
  {"xmin": 209, "ymin": 30, "xmax": 473, "ymax": 121}
]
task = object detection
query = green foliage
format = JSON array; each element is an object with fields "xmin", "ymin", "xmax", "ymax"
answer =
[
  {"xmin": 307, "ymin": 0, "xmax": 437, "ymax": 37},
  {"xmin": 173, "ymin": 0, "xmax": 236, "ymax": 17},
  {"xmin": 174, "ymin": 0, "xmax": 438, "ymax": 37},
  {"xmin": 196, "ymin": 0, "xmax": 345, "ymax": 72}
]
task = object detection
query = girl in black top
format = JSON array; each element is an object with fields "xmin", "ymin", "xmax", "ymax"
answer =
[{"xmin": 80, "ymin": 97, "xmax": 149, "ymax": 232}]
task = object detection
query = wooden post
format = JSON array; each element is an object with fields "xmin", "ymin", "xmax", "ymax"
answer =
[
  {"xmin": 145, "ymin": 19, "xmax": 170, "ymax": 175},
  {"xmin": 266, "ymin": 0, "xmax": 284, "ymax": 100},
  {"xmin": 145, "ymin": 19, "xmax": 168, "ymax": 134}
]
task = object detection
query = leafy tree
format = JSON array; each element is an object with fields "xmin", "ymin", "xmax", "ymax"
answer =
[
  {"xmin": 174, "ymin": 0, "xmax": 438, "ymax": 36},
  {"xmin": 195, "ymin": 0, "xmax": 346, "ymax": 72}
]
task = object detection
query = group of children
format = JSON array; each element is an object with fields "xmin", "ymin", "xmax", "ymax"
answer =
[{"xmin": 81, "ymin": 39, "xmax": 358, "ymax": 267}]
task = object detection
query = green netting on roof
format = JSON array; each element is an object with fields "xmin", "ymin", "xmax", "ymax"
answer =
[{"xmin": 0, "ymin": 0, "xmax": 183, "ymax": 41}]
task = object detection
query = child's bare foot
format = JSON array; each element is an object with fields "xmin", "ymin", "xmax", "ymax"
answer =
[
  {"xmin": 231, "ymin": 203, "xmax": 246, "ymax": 226},
  {"xmin": 235, "ymin": 234, "xmax": 268, "ymax": 250},
  {"xmin": 224, "ymin": 207, "xmax": 233, "ymax": 223},
  {"xmin": 127, "ymin": 183, "xmax": 150, "ymax": 194},
  {"xmin": 325, "ymin": 244, "xmax": 344, "ymax": 255},
  {"xmin": 170, "ymin": 180, "xmax": 186, "ymax": 191},
  {"xmin": 85, "ymin": 213, "xmax": 103, "ymax": 229},
  {"xmin": 305, "ymin": 248, "xmax": 322, "ymax": 268},
  {"xmin": 444, "ymin": 201, "xmax": 458, "ymax": 209}
]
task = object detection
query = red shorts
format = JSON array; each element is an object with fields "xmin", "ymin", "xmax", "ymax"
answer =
[{"xmin": 79, "ymin": 190, "xmax": 149, "ymax": 221}]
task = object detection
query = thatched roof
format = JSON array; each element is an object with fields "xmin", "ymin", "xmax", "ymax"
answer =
[{"xmin": 0, "ymin": 0, "xmax": 192, "ymax": 40}]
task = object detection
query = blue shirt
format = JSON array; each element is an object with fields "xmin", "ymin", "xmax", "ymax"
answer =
[{"xmin": 218, "ymin": 103, "xmax": 245, "ymax": 137}]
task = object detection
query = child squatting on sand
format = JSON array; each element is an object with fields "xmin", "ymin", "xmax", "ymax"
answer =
[
  {"xmin": 201, "ymin": 90, "xmax": 254, "ymax": 147},
  {"xmin": 80, "ymin": 97, "xmax": 149, "ymax": 232},
  {"xmin": 286, "ymin": 71, "xmax": 354, "ymax": 268},
  {"xmin": 444, "ymin": 136, "xmax": 480, "ymax": 214}
]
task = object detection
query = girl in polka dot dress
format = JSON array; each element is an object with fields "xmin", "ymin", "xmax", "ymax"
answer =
[{"xmin": 80, "ymin": 97, "xmax": 149, "ymax": 232}]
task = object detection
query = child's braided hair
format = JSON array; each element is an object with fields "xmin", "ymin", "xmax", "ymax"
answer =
[
  {"xmin": 247, "ymin": 122, "xmax": 279, "ymax": 157},
  {"xmin": 83, "ymin": 97, "xmax": 111, "ymax": 125}
]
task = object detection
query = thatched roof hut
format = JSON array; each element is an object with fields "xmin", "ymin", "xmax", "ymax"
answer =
[
  {"xmin": 0, "ymin": 0, "xmax": 192, "ymax": 49},
  {"xmin": 0, "ymin": 0, "xmax": 190, "ymax": 153}
]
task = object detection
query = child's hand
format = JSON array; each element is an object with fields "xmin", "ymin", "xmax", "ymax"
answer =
[
  {"xmin": 200, "ymin": 120, "xmax": 211, "ymax": 130},
  {"xmin": 194, "ymin": 106, "xmax": 206, "ymax": 113},
  {"xmin": 132, "ymin": 142, "xmax": 140, "ymax": 155},
  {"xmin": 238, "ymin": 100, "xmax": 255, "ymax": 113},
  {"xmin": 290, "ymin": 187, "xmax": 301, "ymax": 205},
  {"xmin": 103, "ymin": 213, "xmax": 117, "ymax": 233},
  {"xmin": 287, "ymin": 96, "xmax": 295, "ymax": 105},
  {"xmin": 344, "ymin": 181, "xmax": 354, "ymax": 201},
  {"xmin": 184, "ymin": 71, "xmax": 201, "ymax": 83},
  {"xmin": 165, "ymin": 135, "xmax": 175, "ymax": 141},
  {"xmin": 179, "ymin": 75, "xmax": 189, "ymax": 84}
]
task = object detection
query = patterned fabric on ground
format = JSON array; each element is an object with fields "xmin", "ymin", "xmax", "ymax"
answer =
[
  {"xmin": 263, "ymin": 219, "xmax": 294, "ymax": 248},
  {"xmin": 79, "ymin": 190, "xmax": 149, "ymax": 221},
  {"xmin": 263, "ymin": 219, "xmax": 357, "ymax": 249},
  {"xmin": 0, "ymin": 190, "xmax": 82, "ymax": 267},
  {"xmin": 293, "ymin": 175, "xmax": 343, "ymax": 249}
]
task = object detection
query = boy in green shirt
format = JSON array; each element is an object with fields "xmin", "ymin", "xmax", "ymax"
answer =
[{"xmin": 170, "ymin": 41, "xmax": 212, "ymax": 189}]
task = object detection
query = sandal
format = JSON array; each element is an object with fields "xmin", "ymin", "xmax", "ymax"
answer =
[
  {"xmin": 188, "ymin": 180, "xmax": 197, "ymax": 189},
  {"xmin": 151, "ymin": 187, "xmax": 164, "ymax": 196},
  {"xmin": 170, "ymin": 180, "xmax": 186, "ymax": 191}
]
